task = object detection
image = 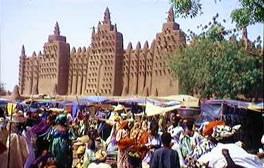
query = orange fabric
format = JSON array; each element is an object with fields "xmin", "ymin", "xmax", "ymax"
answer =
[
  {"xmin": 139, "ymin": 131, "xmax": 149, "ymax": 145},
  {"xmin": 118, "ymin": 121, "xmax": 129, "ymax": 130},
  {"xmin": 202, "ymin": 121, "xmax": 225, "ymax": 136},
  {"xmin": 117, "ymin": 138, "xmax": 135, "ymax": 150}
]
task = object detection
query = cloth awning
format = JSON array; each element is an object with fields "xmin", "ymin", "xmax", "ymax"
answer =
[
  {"xmin": 145, "ymin": 102, "xmax": 181, "ymax": 116},
  {"xmin": 158, "ymin": 95, "xmax": 199, "ymax": 108},
  {"xmin": 247, "ymin": 102, "xmax": 264, "ymax": 112}
]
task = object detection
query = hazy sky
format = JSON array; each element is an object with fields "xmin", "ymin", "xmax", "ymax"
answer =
[{"xmin": 1, "ymin": 0, "xmax": 263, "ymax": 91}]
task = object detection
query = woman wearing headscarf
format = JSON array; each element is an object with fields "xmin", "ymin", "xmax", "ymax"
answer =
[
  {"xmin": 46, "ymin": 114, "xmax": 76, "ymax": 168},
  {"xmin": 116, "ymin": 121, "xmax": 133, "ymax": 168}
]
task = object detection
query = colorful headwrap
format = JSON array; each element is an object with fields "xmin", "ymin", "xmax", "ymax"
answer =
[
  {"xmin": 55, "ymin": 114, "xmax": 67, "ymax": 126},
  {"xmin": 211, "ymin": 124, "xmax": 241, "ymax": 141},
  {"xmin": 202, "ymin": 121, "xmax": 225, "ymax": 137},
  {"xmin": 113, "ymin": 115, "xmax": 121, "ymax": 121}
]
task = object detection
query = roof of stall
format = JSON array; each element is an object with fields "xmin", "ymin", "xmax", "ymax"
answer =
[{"xmin": 74, "ymin": 96, "xmax": 111, "ymax": 105}]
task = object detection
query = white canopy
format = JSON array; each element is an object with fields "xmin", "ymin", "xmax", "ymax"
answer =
[{"xmin": 145, "ymin": 102, "xmax": 181, "ymax": 116}]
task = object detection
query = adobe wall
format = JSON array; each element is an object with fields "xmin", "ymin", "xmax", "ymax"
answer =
[
  {"xmin": 68, "ymin": 47, "xmax": 90, "ymax": 95},
  {"xmin": 38, "ymin": 43, "xmax": 58, "ymax": 95},
  {"xmin": 121, "ymin": 43, "xmax": 132, "ymax": 96},
  {"xmin": 151, "ymin": 22, "xmax": 185, "ymax": 96},
  {"xmin": 144, "ymin": 40, "xmax": 155, "ymax": 96},
  {"xmin": 79, "ymin": 8, "xmax": 124, "ymax": 96},
  {"xmin": 20, "ymin": 23, "xmax": 70, "ymax": 96},
  {"xmin": 19, "ymin": 8, "xmax": 186, "ymax": 97},
  {"xmin": 22, "ymin": 57, "xmax": 33, "ymax": 95}
]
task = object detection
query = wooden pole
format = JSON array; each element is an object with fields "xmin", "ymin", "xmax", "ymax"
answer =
[{"xmin": 7, "ymin": 104, "xmax": 14, "ymax": 168}]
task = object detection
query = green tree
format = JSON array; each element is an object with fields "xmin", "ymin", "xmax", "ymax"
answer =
[
  {"xmin": 169, "ymin": 37, "xmax": 263, "ymax": 99},
  {"xmin": 170, "ymin": 0, "xmax": 264, "ymax": 27}
]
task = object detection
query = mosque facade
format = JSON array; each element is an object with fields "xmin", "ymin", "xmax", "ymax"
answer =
[{"xmin": 18, "ymin": 7, "xmax": 186, "ymax": 96}]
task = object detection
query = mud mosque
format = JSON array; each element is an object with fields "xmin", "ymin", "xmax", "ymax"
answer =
[{"xmin": 18, "ymin": 7, "xmax": 186, "ymax": 96}]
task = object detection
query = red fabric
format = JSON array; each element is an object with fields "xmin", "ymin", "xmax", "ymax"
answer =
[
  {"xmin": 0, "ymin": 142, "xmax": 7, "ymax": 154},
  {"xmin": 203, "ymin": 121, "xmax": 225, "ymax": 136},
  {"xmin": 66, "ymin": 105, "xmax": 72, "ymax": 113}
]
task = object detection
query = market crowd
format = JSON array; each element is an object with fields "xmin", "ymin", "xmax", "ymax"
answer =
[{"xmin": 0, "ymin": 102, "xmax": 263, "ymax": 168}]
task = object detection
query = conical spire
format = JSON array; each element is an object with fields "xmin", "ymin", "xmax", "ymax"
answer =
[
  {"xmin": 82, "ymin": 47, "xmax": 86, "ymax": 53},
  {"xmin": 103, "ymin": 7, "xmax": 111, "ymax": 24},
  {"xmin": 54, "ymin": 21, "xmax": 60, "ymax": 36},
  {"xmin": 167, "ymin": 7, "xmax": 174, "ymax": 22},
  {"xmin": 77, "ymin": 47, "xmax": 82, "ymax": 53},
  {"xmin": 38, "ymin": 51, "xmax": 42, "ymax": 56},
  {"xmin": 151, "ymin": 40, "xmax": 156, "ymax": 49},
  {"xmin": 136, "ymin": 42, "xmax": 141, "ymax": 49},
  {"xmin": 21, "ymin": 45, "xmax": 26, "ymax": 56},
  {"xmin": 98, "ymin": 21, "xmax": 101, "ymax": 29},
  {"xmin": 32, "ymin": 51, "xmax": 36, "ymax": 57},
  {"xmin": 71, "ymin": 47, "xmax": 76, "ymax": 54},
  {"xmin": 127, "ymin": 42, "xmax": 133, "ymax": 50},
  {"xmin": 92, "ymin": 26, "xmax": 95, "ymax": 35},
  {"xmin": 144, "ymin": 41, "xmax": 149, "ymax": 49},
  {"xmin": 113, "ymin": 24, "xmax": 117, "ymax": 32}
]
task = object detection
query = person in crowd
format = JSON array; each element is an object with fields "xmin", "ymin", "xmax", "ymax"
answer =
[
  {"xmin": 87, "ymin": 150, "xmax": 111, "ymax": 168},
  {"xmin": 116, "ymin": 121, "xmax": 133, "ymax": 168},
  {"xmin": 82, "ymin": 136, "xmax": 96, "ymax": 168},
  {"xmin": 158, "ymin": 116, "xmax": 167, "ymax": 135},
  {"xmin": 167, "ymin": 112, "xmax": 184, "ymax": 166},
  {"xmin": 150, "ymin": 132, "xmax": 180, "ymax": 168},
  {"xmin": 197, "ymin": 123, "xmax": 263, "ymax": 167},
  {"xmin": 101, "ymin": 114, "xmax": 122, "ymax": 152},
  {"xmin": 74, "ymin": 145, "xmax": 86, "ymax": 168},
  {"xmin": 142, "ymin": 120, "xmax": 161, "ymax": 168},
  {"xmin": 46, "ymin": 114, "xmax": 76, "ymax": 168},
  {"xmin": 167, "ymin": 112, "xmax": 183, "ymax": 145},
  {"xmin": 0, "ymin": 108, "xmax": 8, "ymax": 145},
  {"xmin": 29, "ymin": 149, "xmax": 57, "ymax": 168},
  {"xmin": 23, "ymin": 126, "xmax": 36, "ymax": 168},
  {"xmin": 180, "ymin": 119, "xmax": 199, "ymax": 159},
  {"xmin": 0, "ymin": 114, "xmax": 29, "ymax": 168}
]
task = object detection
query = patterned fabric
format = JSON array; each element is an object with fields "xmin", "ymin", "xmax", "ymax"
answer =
[
  {"xmin": 212, "ymin": 125, "xmax": 241, "ymax": 141},
  {"xmin": 189, "ymin": 138, "xmax": 215, "ymax": 160},
  {"xmin": 180, "ymin": 132, "xmax": 203, "ymax": 160},
  {"xmin": 202, "ymin": 121, "xmax": 225, "ymax": 137},
  {"xmin": 184, "ymin": 138, "xmax": 216, "ymax": 167},
  {"xmin": 184, "ymin": 157, "xmax": 208, "ymax": 168},
  {"xmin": 116, "ymin": 129, "xmax": 131, "ymax": 168},
  {"xmin": 142, "ymin": 134, "xmax": 161, "ymax": 165},
  {"xmin": 168, "ymin": 125, "xmax": 183, "ymax": 144},
  {"xmin": 46, "ymin": 127, "xmax": 76, "ymax": 168},
  {"xmin": 130, "ymin": 122, "xmax": 141, "ymax": 139}
]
